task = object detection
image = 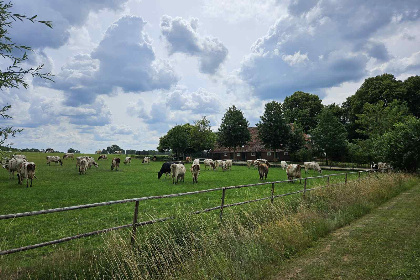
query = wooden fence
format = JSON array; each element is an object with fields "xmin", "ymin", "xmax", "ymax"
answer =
[{"xmin": 0, "ymin": 171, "xmax": 368, "ymax": 256}]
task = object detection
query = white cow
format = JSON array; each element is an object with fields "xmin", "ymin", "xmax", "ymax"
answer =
[
  {"xmin": 304, "ymin": 162, "xmax": 322, "ymax": 174},
  {"xmin": 246, "ymin": 160, "xmax": 255, "ymax": 169},
  {"xmin": 204, "ymin": 159, "xmax": 214, "ymax": 170},
  {"xmin": 3, "ymin": 157, "xmax": 27, "ymax": 179},
  {"xmin": 224, "ymin": 160, "xmax": 233, "ymax": 171},
  {"xmin": 171, "ymin": 163, "xmax": 186, "ymax": 184},
  {"xmin": 79, "ymin": 158, "xmax": 88, "ymax": 175},
  {"xmin": 46, "ymin": 156, "xmax": 63, "ymax": 166},
  {"xmin": 124, "ymin": 157, "xmax": 132, "ymax": 165},
  {"xmin": 191, "ymin": 164, "xmax": 200, "ymax": 184},
  {"xmin": 280, "ymin": 161, "xmax": 288, "ymax": 170},
  {"xmin": 142, "ymin": 156, "xmax": 150, "ymax": 164},
  {"xmin": 17, "ymin": 161, "xmax": 36, "ymax": 187},
  {"xmin": 286, "ymin": 164, "xmax": 302, "ymax": 181},
  {"xmin": 254, "ymin": 159, "xmax": 268, "ymax": 167},
  {"xmin": 193, "ymin": 158, "xmax": 200, "ymax": 166},
  {"xmin": 63, "ymin": 153, "xmax": 74, "ymax": 160},
  {"xmin": 87, "ymin": 157, "xmax": 99, "ymax": 168}
]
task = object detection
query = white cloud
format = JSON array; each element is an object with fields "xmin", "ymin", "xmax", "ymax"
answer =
[
  {"xmin": 50, "ymin": 16, "xmax": 179, "ymax": 106},
  {"xmin": 160, "ymin": 15, "xmax": 228, "ymax": 74}
]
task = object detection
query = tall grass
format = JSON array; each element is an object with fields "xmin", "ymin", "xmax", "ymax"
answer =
[{"xmin": 4, "ymin": 172, "xmax": 416, "ymax": 279}]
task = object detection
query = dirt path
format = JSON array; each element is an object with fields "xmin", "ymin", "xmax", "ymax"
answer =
[{"xmin": 274, "ymin": 183, "xmax": 420, "ymax": 280}]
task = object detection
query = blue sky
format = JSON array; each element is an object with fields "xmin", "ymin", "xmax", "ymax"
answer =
[{"xmin": 1, "ymin": 0, "xmax": 419, "ymax": 153}]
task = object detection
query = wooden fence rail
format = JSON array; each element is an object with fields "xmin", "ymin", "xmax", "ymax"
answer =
[{"xmin": 0, "ymin": 171, "xmax": 368, "ymax": 256}]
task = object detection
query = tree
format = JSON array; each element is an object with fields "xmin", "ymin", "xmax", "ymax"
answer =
[
  {"xmin": 288, "ymin": 123, "xmax": 306, "ymax": 157},
  {"xmin": 217, "ymin": 105, "xmax": 250, "ymax": 154},
  {"xmin": 283, "ymin": 91, "xmax": 323, "ymax": 133},
  {"xmin": 343, "ymin": 73, "xmax": 405, "ymax": 140},
  {"xmin": 68, "ymin": 148, "xmax": 80, "ymax": 153},
  {"xmin": 189, "ymin": 117, "xmax": 216, "ymax": 153},
  {"xmin": 256, "ymin": 101, "xmax": 290, "ymax": 160},
  {"xmin": 0, "ymin": 1, "xmax": 52, "ymax": 153},
  {"xmin": 106, "ymin": 144, "xmax": 123, "ymax": 154},
  {"xmin": 377, "ymin": 117, "xmax": 420, "ymax": 172},
  {"xmin": 157, "ymin": 124, "xmax": 193, "ymax": 159},
  {"xmin": 355, "ymin": 100, "xmax": 412, "ymax": 138},
  {"xmin": 402, "ymin": 75, "xmax": 420, "ymax": 118},
  {"xmin": 311, "ymin": 108, "xmax": 348, "ymax": 165}
]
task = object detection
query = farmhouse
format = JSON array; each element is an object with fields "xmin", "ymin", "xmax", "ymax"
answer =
[{"xmin": 211, "ymin": 127, "xmax": 292, "ymax": 162}]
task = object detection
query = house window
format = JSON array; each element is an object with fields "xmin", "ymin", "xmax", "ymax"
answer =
[
  {"xmin": 267, "ymin": 152, "xmax": 271, "ymax": 156},
  {"xmin": 284, "ymin": 152, "xmax": 288, "ymax": 156},
  {"xmin": 223, "ymin": 153, "xmax": 227, "ymax": 157},
  {"xmin": 237, "ymin": 153, "xmax": 241, "ymax": 157},
  {"xmin": 251, "ymin": 152, "xmax": 255, "ymax": 156}
]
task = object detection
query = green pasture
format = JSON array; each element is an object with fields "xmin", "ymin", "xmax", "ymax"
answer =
[{"xmin": 0, "ymin": 152, "xmax": 363, "ymax": 265}]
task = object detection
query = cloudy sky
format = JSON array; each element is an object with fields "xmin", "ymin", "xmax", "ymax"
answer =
[{"xmin": 1, "ymin": 0, "xmax": 419, "ymax": 153}]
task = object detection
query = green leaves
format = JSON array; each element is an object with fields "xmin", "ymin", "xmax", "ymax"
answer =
[{"xmin": 217, "ymin": 105, "xmax": 250, "ymax": 151}]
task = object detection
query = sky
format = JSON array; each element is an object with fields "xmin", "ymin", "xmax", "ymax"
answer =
[{"xmin": 1, "ymin": 0, "xmax": 419, "ymax": 153}]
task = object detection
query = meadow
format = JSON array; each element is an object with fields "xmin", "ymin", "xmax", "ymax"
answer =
[{"xmin": 1, "ymin": 152, "xmax": 368, "ymax": 277}]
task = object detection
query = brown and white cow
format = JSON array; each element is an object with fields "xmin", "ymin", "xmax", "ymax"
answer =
[
  {"xmin": 17, "ymin": 161, "xmax": 36, "ymax": 187},
  {"xmin": 111, "ymin": 158, "xmax": 121, "ymax": 171}
]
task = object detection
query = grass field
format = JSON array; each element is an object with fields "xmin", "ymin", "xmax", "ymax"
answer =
[{"xmin": 0, "ymin": 152, "xmax": 365, "ymax": 276}]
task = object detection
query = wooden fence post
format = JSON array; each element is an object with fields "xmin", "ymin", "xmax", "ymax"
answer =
[
  {"xmin": 220, "ymin": 188, "xmax": 226, "ymax": 223},
  {"xmin": 358, "ymin": 171, "xmax": 361, "ymax": 181},
  {"xmin": 327, "ymin": 175, "xmax": 330, "ymax": 186},
  {"xmin": 131, "ymin": 200, "xmax": 139, "ymax": 246},
  {"xmin": 271, "ymin": 183, "xmax": 275, "ymax": 204},
  {"xmin": 345, "ymin": 173, "xmax": 348, "ymax": 184},
  {"xmin": 303, "ymin": 178, "xmax": 307, "ymax": 198}
]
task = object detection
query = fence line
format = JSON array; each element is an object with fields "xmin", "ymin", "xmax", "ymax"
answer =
[{"xmin": 0, "ymin": 171, "xmax": 368, "ymax": 256}]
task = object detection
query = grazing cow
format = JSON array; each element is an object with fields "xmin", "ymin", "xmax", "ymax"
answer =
[
  {"xmin": 215, "ymin": 160, "xmax": 223, "ymax": 170},
  {"xmin": 114, "ymin": 151, "xmax": 122, "ymax": 154},
  {"xmin": 79, "ymin": 158, "xmax": 88, "ymax": 175},
  {"xmin": 203, "ymin": 159, "xmax": 214, "ymax": 170},
  {"xmin": 191, "ymin": 164, "xmax": 200, "ymax": 183},
  {"xmin": 158, "ymin": 162, "xmax": 176, "ymax": 179},
  {"xmin": 171, "ymin": 163, "xmax": 186, "ymax": 184},
  {"xmin": 185, "ymin": 156, "xmax": 192, "ymax": 163},
  {"xmin": 17, "ymin": 161, "xmax": 36, "ymax": 187},
  {"xmin": 63, "ymin": 153, "xmax": 74, "ymax": 160},
  {"xmin": 286, "ymin": 164, "xmax": 302, "ymax": 181},
  {"xmin": 76, "ymin": 156, "xmax": 87, "ymax": 169},
  {"xmin": 111, "ymin": 158, "xmax": 121, "ymax": 171},
  {"xmin": 46, "ymin": 156, "xmax": 63, "ymax": 166},
  {"xmin": 220, "ymin": 160, "xmax": 227, "ymax": 171},
  {"xmin": 247, "ymin": 160, "xmax": 255, "ymax": 169},
  {"xmin": 142, "ymin": 156, "xmax": 150, "ymax": 164},
  {"xmin": 378, "ymin": 162, "xmax": 389, "ymax": 173},
  {"xmin": 258, "ymin": 163, "xmax": 269, "ymax": 180},
  {"xmin": 124, "ymin": 157, "xmax": 132, "ymax": 165},
  {"xmin": 280, "ymin": 161, "xmax": 287, "ymax": 170},
  {"xmin": 3, "ymin": 157, "xmax": 27, "ymax": 179},
  {"xmin": 95, "ymin": 150, "xmax": 102, "ymax": 154},
  {"xmin": 98, "ymin": 154, "xmax": 108, "ymax": 160},
  {"xmin": 225, "ymin": 160, "xmax": 233, "ymax": 171},
  {"xmin": 86, "ymin": 157, "xmax": 99, "ymax": 168},
  {"xmin": 304, "ymin": 162, "xmax": 322, "ymax": 174},
  {"xmin": 193, "ymin": 158, "xmax": 200, "ymax": 166},
  {"xmin": 254, "ymin": 159, "xmax": 268, "ymax": 167},
  {"xmin": 13, "ymin": 154, "xmax": 27, "ymax": 160}
]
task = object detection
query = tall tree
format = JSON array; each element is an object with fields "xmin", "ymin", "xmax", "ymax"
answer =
[
  {"xmin": 157, "ymin": 124, "xmax": 193, "ymax": 158},
  {"xmin": 0, "ymin": 1, "xmax": 52, "ymax": 151},
  {"xmin": 377, "ymin": 117, "xmax": 420, "ymax": 172},
  {"xmin": 283, "ymin": 91, "xmax": 323, "ymax": 133},
  {"xmin": 256, "ymin": 101, "xmax": 290, "ymax": 160},
  {"xmin": 106, "ymin": 144, "xmax": 123, "ymax": 154},
  {"xmin": 402, "ymin": 75, "xmax": 420, "ymax": 118},
  {"xmin": 217, "ymin": 105, "xmax": 250, "ymax": 154},
  {"xmin": 189, "ymin": 117, "xmax": 216, "ymax": 153},
  {"xmin": 311, "ymin": 108, "xmax": 348, "ymax": 165},
  {"xmin": 343, "ymin": 73, "xmax": 405, "ymax": 140}
]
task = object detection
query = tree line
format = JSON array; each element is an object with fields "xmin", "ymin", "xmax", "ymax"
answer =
[{"xmin": 158, "ymin": 74, "xmax": 419, "ymax": 172}]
